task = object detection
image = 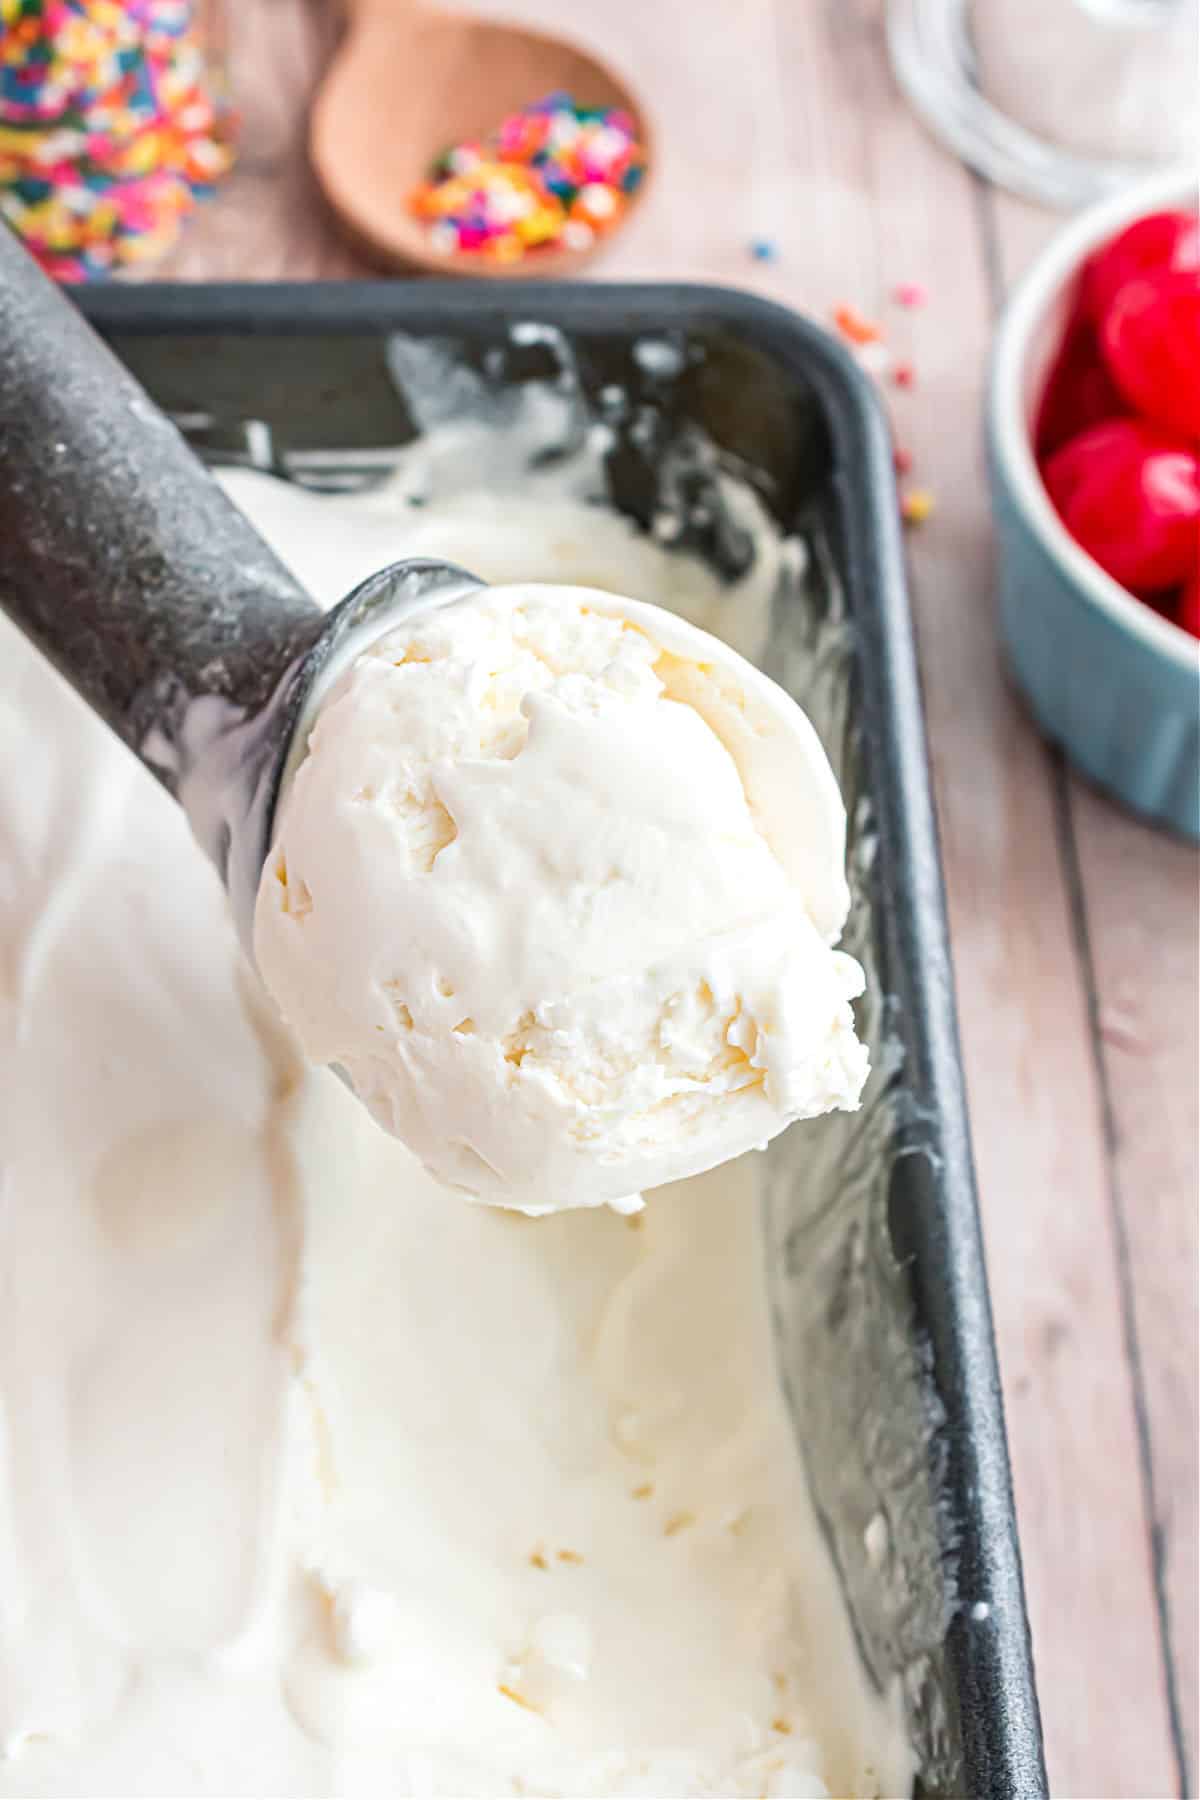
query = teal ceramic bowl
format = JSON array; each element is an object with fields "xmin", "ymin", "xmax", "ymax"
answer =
[{"xmin": 988, "ymin": 171, "xmax": 1200, "ymax": 839}]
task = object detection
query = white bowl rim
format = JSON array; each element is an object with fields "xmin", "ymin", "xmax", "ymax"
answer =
[{"xmin": 990, "ymin": 165, "xmax": 1200, "ymax": 675}]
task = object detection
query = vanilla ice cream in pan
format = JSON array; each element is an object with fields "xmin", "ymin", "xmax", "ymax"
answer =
[{"xmin": 0, "ymin": 283, "xmax": 1045, "ymax": 1797}]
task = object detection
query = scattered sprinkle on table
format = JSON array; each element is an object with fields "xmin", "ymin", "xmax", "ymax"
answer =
[
  {"xmin": 409, "ymin": 91, "xmax": 646, "ymax": 263},
  {"xmin": 901, "ymin": 488, "xmax": 936, "ymax": 527},
  {"xmin": 832, "ymin": 302, "xmax": 883, "ymax": 346},
  {"xmin": 827, "ymin": 292, "xmax": 935, "ymax": 525},
  {"xmin": 749, "ymin": 237, "xmax": 778, "ymax": 262}
]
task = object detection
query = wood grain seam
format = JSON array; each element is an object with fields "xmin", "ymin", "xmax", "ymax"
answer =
[
  {"xmin": 1050, "ymin": 752, "xmax": 1193, "ymax": 1800},
  {"xmin": 974, "ymin": 168, "xmax": 1190, "ymax": 1799}
]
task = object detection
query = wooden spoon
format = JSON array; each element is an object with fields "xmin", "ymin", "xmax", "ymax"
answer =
[{"xmin": 310, "ymin": 0, "xmax": 651, "ymax": 278}]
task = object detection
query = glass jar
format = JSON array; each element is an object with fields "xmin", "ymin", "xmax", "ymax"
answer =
[
  {"xmin": 0, "ymin": 0, "xmax": 236, "ymax": 281},
  {"xmin": 887, "ymin": 0, "xmax": 1198, "ymax": 209}
]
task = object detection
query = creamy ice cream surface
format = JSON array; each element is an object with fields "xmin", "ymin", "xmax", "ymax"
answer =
[
  {"xmin": 254, "ymin": 583, "xmax": 868, "ymax": 1212},
  {"xmin": 0, "ymin": 439, "xmax": 913, "ymax": 1797}
]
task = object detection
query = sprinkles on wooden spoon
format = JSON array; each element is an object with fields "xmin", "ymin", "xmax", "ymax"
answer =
[{"xmin": 408, "ymin": 91, "xmax": 646, "ymax": 263}]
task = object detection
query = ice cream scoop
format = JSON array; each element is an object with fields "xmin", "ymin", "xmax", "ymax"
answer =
[
  {"xmin": 0, "ymin": 233, "xmax": 868, "ymax": 1215},
  {"xmin": 254, "ymin": 584, "xmax": 868, "ymax": 1215},
  {"xmin": 0, "ymin": 223, "xmax": 481, "ymax": 948}
]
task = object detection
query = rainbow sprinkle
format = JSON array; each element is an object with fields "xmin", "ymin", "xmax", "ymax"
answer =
[
  {"xmin": 901, "ymin": 488, "xmax": 935, "ymax": 526},
  {"xmin": 0, "ymin": 0, "xmax": 235, "ymax": 281},
  {"xmin": 409, "ymin": 92, "xmax": 646, "ymax": 263},
  {"xmin": 832, "ymin": 303, "xmax": 883, "ymax": 346}
]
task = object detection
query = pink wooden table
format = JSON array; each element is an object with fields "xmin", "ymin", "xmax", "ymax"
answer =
[{"xmin": 156, "ymin": 4, "xmax": 1199, "ymax": 1790}]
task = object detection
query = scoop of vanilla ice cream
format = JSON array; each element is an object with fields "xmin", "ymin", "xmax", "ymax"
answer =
[{"xmin": 253, "ymin": 584, "xmax": 868, "ymax": 1213}]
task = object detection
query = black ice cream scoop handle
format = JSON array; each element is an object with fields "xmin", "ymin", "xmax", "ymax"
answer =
[{"xmin": 0, "ymin": 228, "xmax": 481, "ymax": 944}]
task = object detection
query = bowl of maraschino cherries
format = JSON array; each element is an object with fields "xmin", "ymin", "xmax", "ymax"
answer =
[
  {"xmin": 1038, "ymin": 206, "xmax": 1199, "ymax": 627},
  {"xmin": 990, "ymin": 175, "xmax": 1200, "ymax": 840}
]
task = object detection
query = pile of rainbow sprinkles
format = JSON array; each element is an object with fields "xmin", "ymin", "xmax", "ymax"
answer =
[
  {"xmin": 0, "ymin": 0, "xmax": 234, "ymax": 280},
  {"xmin": 410, "ymin": 91, "xmax": 646, "ymax": 264}
]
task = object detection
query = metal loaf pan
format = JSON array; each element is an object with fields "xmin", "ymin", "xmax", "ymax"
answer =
[{"xmin": 77, "ymin": 281, "xmax": 1047, "ymax": 1799}]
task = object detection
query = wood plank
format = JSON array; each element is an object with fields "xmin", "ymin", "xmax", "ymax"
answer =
[
  {"xmin": 987, "ymin": 187, "xmax": 1199, "ymax": 1796},
  {"xmin": 823, "ymin": 30, "xmax": 1177, "ymax": 1795},
  {"xmin": 1071, "ymin": 778, "xmax": 1199, "ymax": 1798}
]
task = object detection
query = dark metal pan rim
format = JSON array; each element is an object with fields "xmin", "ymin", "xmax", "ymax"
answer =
[{"xmin": 74, "ymin": 279, "xmax": 1046, "ymax": 1798}]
